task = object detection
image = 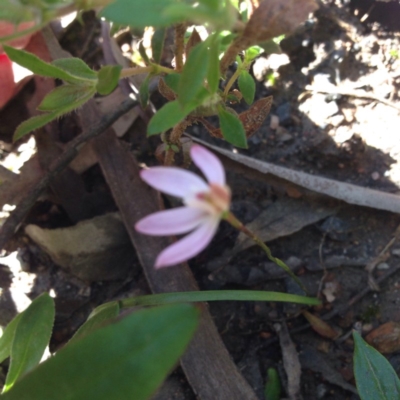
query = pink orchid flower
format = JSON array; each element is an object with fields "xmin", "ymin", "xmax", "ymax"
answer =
[{"xmin": 135, "ymin": 145, "xmax": 231, "ymax": 268}]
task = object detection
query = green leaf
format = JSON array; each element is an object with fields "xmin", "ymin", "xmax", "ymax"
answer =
[
  {"xmin": 138, "ymin": 41, "xmax": 150, "ymax": 64},
  {"xmin": 353, "ymin": 331, "xmax": 400, "ymax": 400},
  {"xmin": 139, "ymin": 74, "xmax": 151, "ymax": 108},
  {"xmin": 14, "ymin": 88, "xmax": 96, "ymax": 141},
  {"xmin": 4, "ymin": 46, "xmax": 84, "ymax": 84},
  {"xmin": 164, "ymin": 73, "xmax": 181, "ymax": 93},
  {"xmin": 245, "ymin": 45, "xmax": 263, "ymax": 62},
  {"xmin": 0, "ymin": 314, "xmax": 22, "ymax": 364},
  {"xmin": 69, "ymin": 302, "xmax": 120, "ymax": 344},
  {"xmin": 151, "ymin": 28, "xmax": 166, "ymax": 64},
  {"xmin": 38, "ymin": 85, "xmax": 94, "ymax": 111},
  {"xmin": 147, "ymin": 100, "xmax": 195, "ymax": 136},
  {"xmin": 197, "ymin": 0, "xmax": 220, "ymax": 11},
  {"xmin": 264, "ymin": 368, "xmax": 281, "ymax": 400},
  {"xmin": 217, "ymin": 106, "xmax": 247, "ymax": 148},
  {"xmin": 207, "ymin": 35, "xmax": 220, "ymax": 94},
  {"xmin": 1, "ymin": 304, "xmax": 199, "ymax": 400},
  {"xmin": 96, "ymin": 65, "xmax": 122, "ymax": 95},
  {"xmin": 51, "ymin": 58, "xmax": 98, "ymax": 82},
  {"xmin": 101, "ymin": 0, "xmax": 183, "ymax": 29},
  {"xmin": 3, "ymin": 293, "xmax": 55, "ymax": 392},
  {"xmin": 178, "ymin": 41, "xmax": 209, "ymax": 106},
  {"xmin": 121, "ymin": 290, "xmax": 321, "ymax": 308},
  {"xmin": 238, "ymin": 70, "xmax": 255, "ymax": 105}
]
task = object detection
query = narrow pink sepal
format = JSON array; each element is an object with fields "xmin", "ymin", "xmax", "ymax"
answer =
[
  {"xmin": 135, "ymin": 207, "xmax": 207, "ymax": 236},
  {"xmin": 190, "ymin": 145, "xmax": 225, "ymax": 185},
  {"xmin": 140, "ymin": 167, "xmax": 207, "ymax": 198},
  {"xmin": 155, "ymin": 216, "xmax": 220, "ymax": 268}
]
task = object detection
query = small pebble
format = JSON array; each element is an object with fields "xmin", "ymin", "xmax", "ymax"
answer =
[
  {"xmin": 371, "ymin": 171, "xmax": 380, "ymax": 180},
  {"xmin": 377, "ymin": 262, "xmax": 390, "ymax": 270},
  {"xmin": 269, "ymin": 114, "xmax": 280, "ymax": 130}
]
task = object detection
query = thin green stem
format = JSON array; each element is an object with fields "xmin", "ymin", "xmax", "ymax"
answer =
[
  {"xmin": 224, "ymin": 212, "xmax": 308, "ymax": 293},
  {"xmin": 119, "ymin": 290, "xmax": 320, "ymax": 309},
  {"xmin": 120, "ymin": 65, "xmax": 175, "ymax": 79},
  {"xmin": 223, "ymin": 67, "xmax": 241, "ymax": 96}
]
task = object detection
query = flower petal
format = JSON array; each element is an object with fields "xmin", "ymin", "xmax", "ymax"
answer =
[
  {"xmin": 190, "ymin": 145, "xmax": 225, "ymax": 185},
  {"xmin": 155, "ymin": 216, "xmax": 220, "ymax": 268},
  {"xmin": 141, "ymin": 167, "xmax": 208, "ymax": 198},
  {"xmin": 135, "ymin": 207, "xmax": 208, "ymax": 236}
]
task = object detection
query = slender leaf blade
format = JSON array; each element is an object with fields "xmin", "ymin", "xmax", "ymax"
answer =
[
  {"xmin": 96, "ymin": 65, "xmax": 122, "ymax": 95},
  {"xmin": 206, "ymin": 35, "xmax": 220, "ymax": 94},
  {"xmin": 264, "ymin": 368, "xmax": 281, "ymax": 400},
  {"xmin": 217, "ymin": 107, "xmax": 247, "ymax": 148},
  {"xmin": 51, "ymin": 58, "xmax": 97, "ymax": 82},
  {"xmin": 38, "ymin": 85, "xmax": 94, "ymax": 111},
  {"xmin": 178, "ymin": 41, "xmax": 209, "ymax": 106},
  {"xmin": 3, "ymin": 293, "xmax": 55, "ymax": 392},
  {"xmin": 139, "ymin": 74, "xmax": 151, "ymax": 108},
  {"xmin": 1, "ymin": 304, "xmax": 199, "ymax": 400},
  {"xmin": 101, "ymin": 0, "xmax": 183, "ymax": 28},
  {"xmin": 148, "ymin": 100, "xmax": 194, "ymax": 136},
  {"xmin": 151, "ymin": 28, "xmax": 166, "ymax": 64},
  {"xmin": 353, "ymin": 331, "xmax": 400, "ymax": 400},
  {"xmin": 121, "ymin": 290, "xmax": 321, "ymax": 308},
  {"xmin": 0, "ymin": 314, "xmax": 22, "ymax": 364},
  {"xmin": 164, "ymin": 73, "xmax": 181, "ymax": 93},
  {"xmin": 14, "ymin": 88, "xmax": 96, "ymax": 141},
  {"xmin": 4, "ymin": 46, "xmax": 80, "ymax": 83},
  {"xmin": 69, "ymin": 302, "xmax": 120, "ymax": 344},
  {"xmin": 238, "ymin": 70, "xmax": 255, "ymax": 104}
]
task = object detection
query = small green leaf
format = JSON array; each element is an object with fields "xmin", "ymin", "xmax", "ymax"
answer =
[
  {"xmin": 151, "ymin": 28, "xmax": 166, "ymax": 64},
  {"xmin": 148, "ymin": 100, "xmax": 195, "ymax": 136},
  {"xmin": 38, "ymin": 85, "xmax": 93, "ymax": 111},
  {"xmin": 139, "ymin": 74, "xmax": 151, "ymax": 108},
  {"xmin": 238, "ymin": 70, "xmax": 255, "ymax": 104},
  {"xmin": 207, "ymin": 35, "xmax": 220, "ymax": 94},
  {"xmin": 52, "ymin": 58, "xmax": 98, "ymax": 82},
  {"xmin": 164, "ymin": 73, "xmax": 181, "ymax": 93},
  {"xmin": 14, "ymin": 88, "xmax": 96, "ymax": 141},
  {"xmin": 245, "ymin": 45, "xmax": 263, "ymax": 62},
  {"xmin": 217, "ymin": 106, "xmax": 247, "ymax": 148},
  {"xmin": 3, "ymin": 293, "xmax": 55, "ymax": 392},
  {"xmin": 138, "ymin": 41, "xmax": 150, "ymax": 65},
  {"xmin": 264, "ymin": 368, "xmax": 281, "ymax": 400},
  {"xmin": 96, "ymin": 65, "xmax": 122, "ymax": 95},
  {"xmin": 4, "ymin": 46, "xmax": 83, "ymax": 84},
  {"xmin": 1, "ymin": 304, "xmax": 199, "ymax": 400},
  {"xmin": 101, "ymin": 0, "xmax": 183, "ymax": 29},
  {"xmin": 69, "ymin": 302, "xmax": 120, "ymax": 344},
  {"xmin": 178, "ymin": 41, "xmax": 209, "ymax": 106},
  {"xmin": 353, "ymin": 331, "xmax": 400, "ymax": 400},
  {"xmin": 0, "ymin": 314, "xmax": 22, "ymax": 364}
]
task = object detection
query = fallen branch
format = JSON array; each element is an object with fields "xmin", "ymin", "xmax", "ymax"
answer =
[{"xmin": 192, "ymin": 138, "xmax": 400, "ymax": 214}]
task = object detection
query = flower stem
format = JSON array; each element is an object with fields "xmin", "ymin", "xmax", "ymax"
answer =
[
  {"xmin": 224, "ymin": 212, "xmax": 307, "ymax": 293},
  {"xmin": 120, "ymin": 65, "xmax": 175, "ymax": 79}
]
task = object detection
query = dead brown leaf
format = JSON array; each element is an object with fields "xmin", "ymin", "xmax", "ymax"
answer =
[
  {"xmin": 366, "ymin": 321, "xmax": 400, "ymax": 354},
  {"xmin": 201, "ymin": 96, "xmax": 273, "ymax": 139},
  {"xmin": 275, "ymin": 322, "xmax": 302, "ymax": 400},
  {"xmin": 302, "ymin": 310, "xmax": 340, "ymax": 340}
]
